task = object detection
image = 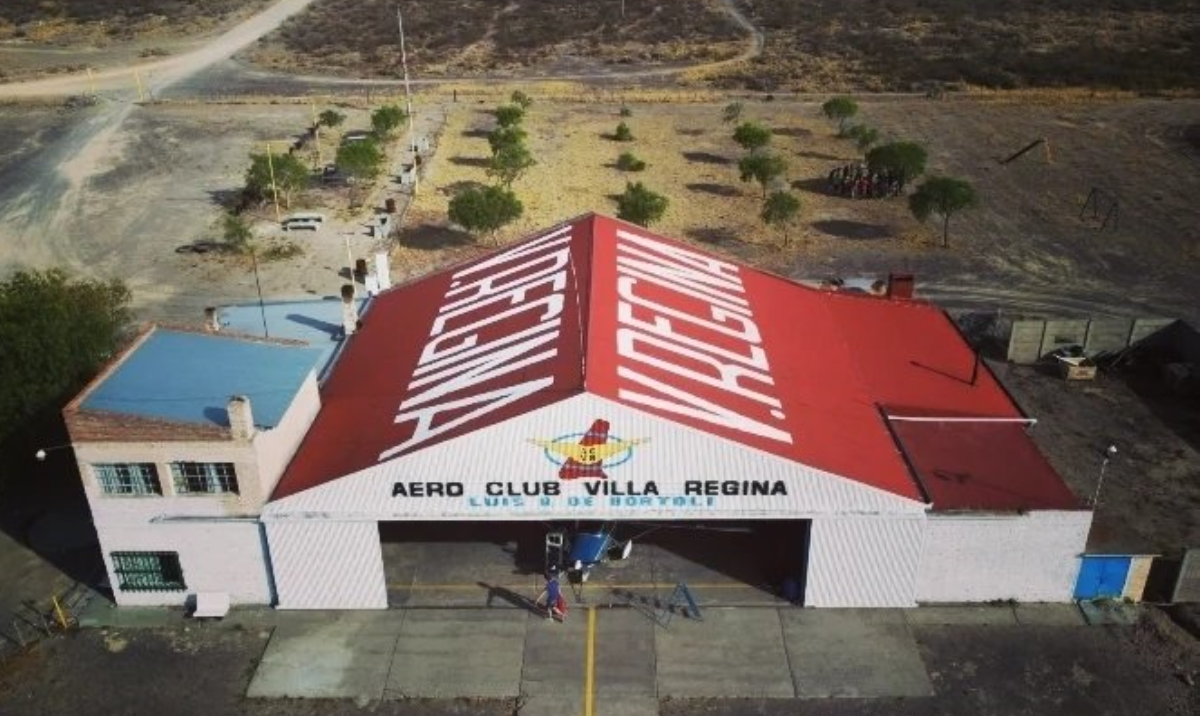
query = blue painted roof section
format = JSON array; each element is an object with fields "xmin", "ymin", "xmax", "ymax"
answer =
[
  {"xmin": 82, "ymin": 330, "xmax": 323, "ymax": 428},
  {"xmin": 218, "ymin": 297, "xmax": 368, "ymax": 378}
]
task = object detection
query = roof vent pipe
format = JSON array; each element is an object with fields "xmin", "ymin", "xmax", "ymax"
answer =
[
  {"xmin": 341, "ymin": 284, "xmax": 358, "ymax": 336},
  {"xmin": 375, "ymin": 251, "xmax": 392, "ymax": 290},
  {"xmin": 227, "ymin": 395, "xmax": 255, "ymax": 441},
  {"xmin": 887, "ymin": 273, "xmax": 915, "ymax": 300}
]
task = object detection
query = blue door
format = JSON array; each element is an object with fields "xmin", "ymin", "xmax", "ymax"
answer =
[{"xmin": 1074, "ymin": 556, "xmax": 1131, "ymax": 600}]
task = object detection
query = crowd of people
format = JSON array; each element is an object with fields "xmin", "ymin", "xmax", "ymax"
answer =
[{"xmin": 826, "ymin": 164, "xmax": 905, "ymax": 199}]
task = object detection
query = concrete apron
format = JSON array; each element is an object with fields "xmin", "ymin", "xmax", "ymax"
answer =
[{"xmin": 246, "ymin": 606, "xmax": 939, "ymax": 708}]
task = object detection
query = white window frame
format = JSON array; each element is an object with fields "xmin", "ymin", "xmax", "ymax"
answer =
[
  {"xmin": 93, "ymin": 463, "xmax": 161, "ymax": 496},
  {"xmin": 170, "ymin": 462, "xmax": 239, "ymax": 495},
  {"xmin": 111, "ymin": 551, "xmax": 186, "ymax": 592}
]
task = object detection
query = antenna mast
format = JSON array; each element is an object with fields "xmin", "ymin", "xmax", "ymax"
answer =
[{"xmin": 397, "ymin": 6, "xmax": 417, "ymax": 195}]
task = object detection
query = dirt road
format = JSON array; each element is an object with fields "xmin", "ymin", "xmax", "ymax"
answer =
[
  {"xmin": 0, "ymin": 0, "xmax": 318, "ymax": 100},
  {"xmin": 0, "ymin": 0, "xmax": 319, "ymax": 287}
]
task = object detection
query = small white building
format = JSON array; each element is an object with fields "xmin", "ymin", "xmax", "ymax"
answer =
[
  {"xmin": 64, "ymin": 215, "xmax": 1091, "ymax": 609},
  {"xmin": 64, "ymin": 327, "xmax": 323, "ymax": 606}
]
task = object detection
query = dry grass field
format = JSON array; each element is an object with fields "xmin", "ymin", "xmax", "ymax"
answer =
[
  {"xmin": 0, "ymin": 1, "xmax": 273, "ymax": 45},
  {"xmin": 718, "ymin": 0, "xmax": 1200, "ymax": 92},
  {"xmin": 245, "ymin": 0, "xmax": 745, "ymax": 78},
  {"xmin": 401, "ymin": 93, "xmax": 920, "ymax": 277},
  {"xmin": 0, "ymin": 0, "xmax": 277, "ymax": 81},
  {"xmin": 397, "ymin": 87, "xmax": 1200, "ymax": 321},
  {"xmin": 242, "ymin": 0, "xmax": 1200, "ymax": 92}
]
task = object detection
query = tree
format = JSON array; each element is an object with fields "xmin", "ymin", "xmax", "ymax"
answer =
[
  {"xmin": 866, "ymin": 141, "xmax": 928, "ymax": 186},
  {"xmin": 0, "ymin": 269, "xmax": 131, "ymax": 441},
  {"xmin": 616, "ymin": 152, "xmax": 647, "ymax": 171},
  {"xmin": 222, "ymin": 212, "xmax": 252, "ymax": 252},
  {"xmin": 487, "ymin": 125, "xmax": 528, "ymax": 156},
  {"xmin": 821, "ymin": 96, "xmax": 859, "ymax": 136},
  {"xmin": 317, "ymin": 109, "xmax": 345, "ymax": 128},
  {"xmin": 613, "ymin": 121, "xmax": 633, "ymax": 141},
  {"xmin": 846, "ymin": 124, "xmax": 879, "ymax": 150},
  {"xmin": 370, "ymin": 104, "xmax": 407, "ymax": 138},
  {"xmin": 510, "ymin": 90, "xmax": 534, "ymax": 110},
  {"xmin": 487, "ymin": 142, "xmax": 536, "ymax": 188},
  {"xmin": 733, "ymin": 121, "xmax": 772, "ymax": 154},
  {"xmin": 722, "ymin": 101, "xmax": 744, "ymax": 124},
  {"xmin": 245, "ymin": 151, "xmax": 310, "ymax": 209},
  {"xmin": 448, "ymin": 185, "xmax": 524, "ymax": 243},
  {"xmin": 761, "ymin": 191, "xmax": 801, "ymax": 247},
  {"xmin": 738, "ymin": 152, "xmax": 788, "ymax": 198},
  {"xmin": 909, "ymin": 176, "xmax": 978, "ymax": 248},
  {"xmin": 494, "ymin": 104, "xmax": 525, "ymax": 128},
  {"xmin": 616, "ymin": 182, "xmax": 668, "ymax": 227},
  {"xmin": 336, "ymin": 138, "xmax": 385, "ymax": 181}
]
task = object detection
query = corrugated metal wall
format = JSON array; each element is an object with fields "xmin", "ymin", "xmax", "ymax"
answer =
[
  {"xmin": 806, "ymin": 516, "xmax": 925, "ymax": 607},
  {"xmin": 266, "ymin": 520, "xmax": 387, "ymax": 609},
  {"xmin": 917, "ymin": 511, "xmax": 1091, "ymax": 603}
]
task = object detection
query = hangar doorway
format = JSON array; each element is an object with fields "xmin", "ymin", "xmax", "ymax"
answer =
[{"xmin": 379, "ymin": 520, "xmax": 810, "ymax": 608}]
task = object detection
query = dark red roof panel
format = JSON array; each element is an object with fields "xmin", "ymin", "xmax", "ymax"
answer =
[{"xmin": 890, "ymin": 420, "xmax": 1082, "ymax": 511}]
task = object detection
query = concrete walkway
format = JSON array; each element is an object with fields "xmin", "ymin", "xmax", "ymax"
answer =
[{"xmin": 235, "ymin": 604, "xmax": 1088, "ymax": 712}]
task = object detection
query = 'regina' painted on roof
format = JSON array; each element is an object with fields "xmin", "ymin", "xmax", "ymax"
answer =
[{"xmin": 273, "ymin": 214, "xmax": 1068, "ymax": 514}]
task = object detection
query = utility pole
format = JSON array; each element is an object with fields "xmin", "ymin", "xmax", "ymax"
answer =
[
  {"xmin": 86, "ymin": 67, "xmax": 96, "ymax": 96},
  {"xmin": 133, "ymin": 69, "xmax": 146, "ymax": 103},
  {"xmin": 265, "ymin": 142, "xmax": 282, "ymax": 223},
  {"xmin": 397, "ymin": 6, "xmax": 418, "ymax": 195},
  {"xmin": 1089, "ymin": 444, "xmax": 1119, "ymax": 507},
  {"xmin": 250, "ymin": 246, "xmax": 269, "ymax": 338},
  {"xmin": 309, "ymin": 99, "xmax": 323, "ymax": 167}
]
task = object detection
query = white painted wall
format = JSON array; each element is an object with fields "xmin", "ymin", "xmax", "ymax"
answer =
[
  {"xmin": 253, "ymin": 372, "xmax": 322, "ymax": 501},
  {"xmin": 916, "ymin": 511, "xmax": 1092, "ymax": 603},
  {"xmin": 99, "ymin": 521, "xmax": 272, "ymax": 606},
  {"xmin": 266, "ymin": 520, "xmax": 387, "ymax": 609},
  {"xmin": 806, "ymin": 515, "xmax": 925, "ymax": 607}
]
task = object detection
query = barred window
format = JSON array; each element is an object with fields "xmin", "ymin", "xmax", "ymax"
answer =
[
  {"xmin": 93, "ymin": 463, "xmax": 161, "ymax": 496},
  {"xmin": 111, "ymin": 552, "xmax": 185, "ymax": 592},
  {"xmin": 170, "ymin": 462, "xmax": 239, "ymax": 495}
]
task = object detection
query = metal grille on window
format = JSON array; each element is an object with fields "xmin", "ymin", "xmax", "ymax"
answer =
[
  {"xmin": 111, "ymin": 552, "xmax": 185, "ymax": 591},
  {"xmin": 93, "ymin": 463, "xmax": 161, "ymax": 495},
  {"xmin": 170, "ymin": 462, "xmax": 239, "ymax": 495}
]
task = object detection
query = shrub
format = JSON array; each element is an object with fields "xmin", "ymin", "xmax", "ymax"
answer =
[
  {"xmin": 616, "ymin": 182, "xmax": 668, "ymax": 227},
  {"xmin": 613, "ymin": 122, "xmax": 633, "ymax": 141},
  {"xmin": 616, "ymin": 152, "xmax": 647, "ymax": 171}
]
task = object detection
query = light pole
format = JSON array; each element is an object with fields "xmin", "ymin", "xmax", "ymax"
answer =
[{"xmin": 1089, "ymin": 444, "xmax": 1118, "ymax": 507}]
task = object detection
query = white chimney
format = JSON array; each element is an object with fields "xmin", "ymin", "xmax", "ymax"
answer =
[
  {"xmin": 341, "ymin": 284, "xmax": 358, "ymax": 336},
  {"xmin": 227, "ymin": 395, "xmax": 255, "ymax": 441},
  {"xmin": 204, "ymin": 307, "xmax": 220, "ymax": 332},
  {"xmin": 375, "ymin": 251, "xmax": 392, "ymax": 289}
]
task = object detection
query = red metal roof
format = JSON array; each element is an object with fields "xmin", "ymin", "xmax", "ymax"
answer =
[
  {"xmin": 274, "ymin": 219, "xmax": 592, "ymax": 498},
  {"xmin": 889, "ymin": 420, "xmax": 1081, "ymax": 511},
  {"xmin": 275, "ymin": 214, "xmax": 1075, "ymax": 510}
]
